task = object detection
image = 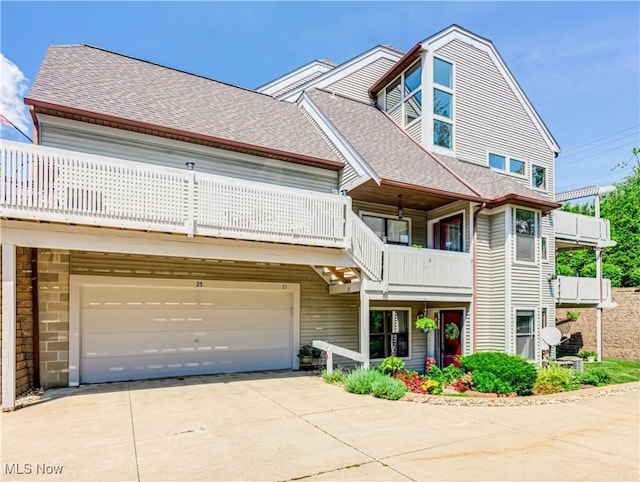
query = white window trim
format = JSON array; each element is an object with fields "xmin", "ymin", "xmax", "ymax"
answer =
[
  {"xmin": 541, "ymin": 236, "xmax": 548, "ymax": 262},
  {"xmin": 487, "ymin": 151, "xmax": 528, "ymax": 179},
  {"xmin": 381, "ymin": 60, "xmax": 423, "ymax": 128},
  {"xmin": 427, "ymin": 209, "xmax": 466, "ymax": 251},
  {"xmin": 513, "ymin": 308, "xmax": 537, "ymax": 361},
  {"xmin": 369, "ymin": 307, "xmax": 412, "ymax": 361},
  {"xmin": 531, "ymin": 164, "xmax": 548, "ymax": 192},
  {"xmin": 426, "ymin": 53, "xmax": 456, "ymax": 155},
  {"xmin": 513, "ymin": 207, "xmax": 539, "ymax": 266},
  {"xmin": 359, "ymin": 210, "xmax": 413, "ymax": 245}
]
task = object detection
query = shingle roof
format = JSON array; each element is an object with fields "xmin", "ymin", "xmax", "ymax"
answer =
[
  {"xmin": 309, "ymin": 89, "xmax": 556, "ymax": 206},
  {"xmin": 307, "ymin": 89, "xmax": 479, "ymax": 199},
  {"xmin": 26, "ymin": 45, "xmax": 342, "ymax": 166}
]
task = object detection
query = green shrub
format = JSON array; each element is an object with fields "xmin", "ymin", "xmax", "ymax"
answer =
[
  {"xmin": 441, "ymin": 365, "xmax": 465, "ymax": 385},
  {"xmin": 343, "ymin": 367, "xmax": 386, "ymax": 395},
  {"xmin": 580, "ymin": 262, "xmax": 623, "ymax": 287},
  {"xmin": 533, "ymin": 364, "xmax": 580, "ymax": 394},
  {"xmin": 577, "ymin": 350, "xmax": 597, "ymax": 360},
  {"xmin": 566, "ymin": 311, "xmax": 581, "ymax": 321},
  {"xmin": 579, "ymin": 367, "xmax": 611, "ymax": 386},
  {"xmin": 371, "ymin": 376, "xmax": 408, "ymax": 400},
  {"xmin": 459, "ymin": 352, "xmax": 538, "ymax": 396},
  {"xmin": 471, "ymin": 371, "xmax": 513, "ymax": 394},
  {"xmin": 375, "ymin": 356, "xmax": 405, "ymax": 375},
  {"xmin": 629, "ymin": 267, "xmax": 640, "ymax": 288},
  {"xmin": 321, "ymin": 368, "xmax": 345, "ymax": 384}
]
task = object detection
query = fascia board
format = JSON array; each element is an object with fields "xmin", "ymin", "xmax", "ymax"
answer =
[
  {"xmin": 256, "ymin": 60, "xmax": 334, "ymax": 94},
  {"xmin": 279, "ymin": 47, "xmax": 403, "ymax": 102},
  {"xmin": 298, "ymin": 92, "xmax": 380, "ymax": 185},
  {"xmin": 423, "ymin": 27, "xmax": 561, "ymax": 154}
]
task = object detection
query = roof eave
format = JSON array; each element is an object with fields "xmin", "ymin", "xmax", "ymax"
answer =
[
  {"xmin": 380, "ymin": 178, "xmax": 486, "ymax": 204},
  {"xmin": 25, "ymin": 98, "xmax": 344, "ymax": 171},
  {"xmin": 368, "ymin": 43, "xmax": 423, "ymax": 98},
  {"xmin": 487, "ymin": 193, "xmax": 560, "ymax": 213}
]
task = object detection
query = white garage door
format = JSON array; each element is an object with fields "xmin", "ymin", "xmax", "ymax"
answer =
[{"xmin": 76, "ymin": 278, "xmax": 297, "ymax": 383}]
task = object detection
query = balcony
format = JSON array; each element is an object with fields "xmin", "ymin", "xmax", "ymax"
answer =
[
  {"xmin": 555, "ymin": 275, "xmax": 612, "ymax": 306},
  {"xmin": 554, "ymin": 210, "xmax": 615, "ymax": 249},
  {"xmin": 1, "ymin": 141, "xmax": 349, "ymax": 249}
]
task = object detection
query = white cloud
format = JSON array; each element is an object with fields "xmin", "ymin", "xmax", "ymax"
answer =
[{"xmin": 0, "ymin": 53, "xmax": 31, "ymax": 134}]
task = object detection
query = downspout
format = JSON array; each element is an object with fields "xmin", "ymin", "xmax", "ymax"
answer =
[
  {"xmin": 30, "ymin": 248, "xmax": 40, "ymax": 388},
  {"xmin": 472, "ymin": 202, "xmax": 487, "ymax": 353}
]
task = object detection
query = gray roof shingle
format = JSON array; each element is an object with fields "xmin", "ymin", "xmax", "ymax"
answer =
[{"xmin": 26, "ymin": 45, "xmax": 342, "ymax": 166}]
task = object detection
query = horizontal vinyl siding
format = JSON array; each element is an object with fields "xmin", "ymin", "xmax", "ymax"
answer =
[
  {"xmin": 427, "ymin": 200, "xmax": 471, "ymax": 251},
  {"xmin": 272, "ymin": 71, "xmax": 326, "ymax": 98},
  {"xmin": 541, "ymin": 214, "xmax": 556, "ymax": 327},
  {"xmin": 475, "ymin": 214, "xmax": 492, "ymax": 352},
  {"xmin": 489, "ymin": 212, "xmax": 506, "ymax": 350},
  {"xmin": 339, "ymin": 163, "xmax": 360, "ymax": 190},
  {"xmin": 324, "ymin": 57, "xmax": 398, "ymax": 104},
  {"xmin": 39, "ymin": 118, "xmax": 338, "ymax": 193},
  {"xmin": 406, "ymin": 120, "xmax": 422, "ymax": 143},
  {"xmin": 352, "ymin": 200, "xmax": 428, "ymax": 247},
  {"xmin": 70, "ymin": 252, "xmax": 359, "ymax": 356},
  {"xmin": 435, "ymin": 40, "xmax": 555, "ymax": 199}
]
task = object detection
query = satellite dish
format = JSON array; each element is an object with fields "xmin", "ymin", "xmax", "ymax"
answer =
[
  {"xmin": 541, "ymin": 327, "xmax": 562, "ymax": 347},
  {"xmin": 541, "ymin": 339, "xmax": 550, "ymax": 351}
]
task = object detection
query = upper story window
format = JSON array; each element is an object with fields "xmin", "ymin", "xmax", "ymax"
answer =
[
  {"xmin": 432, "ymin": 214, "xmax": 464, "ymax": 252},
  {"xmin": 515, "ymin": 208, "xmax": 536, "ymax": 262},
  {"xmin": 361, "ymin": 213, "xmax": 410, "ymax": 246},
  {"xmin": 532, "ymin": 165, "xmax": 546, "ymax": 190},
  {"xmin": 488, "ymin": 153, "xmax": 525, "ymax": 176},
  {"xmin": 382, "ymin": 61, "xmax": 422, "ymax": 127},
  {"xmin": 432, "ymin": 57, "xmax": 453, "ymax": 149}
]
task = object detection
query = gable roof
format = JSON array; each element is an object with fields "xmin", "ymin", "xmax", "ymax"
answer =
[
  {"xmin": 26, "ymin": 45, "xmax": 343, "ymax": 169},
  {"xmin": 256, "ymin": 59, "xmax": 336, "ymax": 97},
  {"xmin": 307, "ymin": 89, "xmax": 559, "ymax": 211}
]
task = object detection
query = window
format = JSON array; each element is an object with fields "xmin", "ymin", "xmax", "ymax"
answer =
[
  {"xmin": 489, "ymin": 152, "xmax": 526, "ymax": 176},
  {"xmin": 532, "ymin": 165, "xmax": 546, "ymax": 190},
  {"xmin": 516, "ymin": 310, "xmax": 535, "ymax": 360},
  {"xmin": 432, "ymin": 57, "xmax": 454, "ymax": 150},
  {"xmin": 370, "ymin": 310, "xmax": 409, "ymax": 359},
  {"xmin": 515, "ymin": 209, "xmax": 536, "ymax": 262},
  {"xmin": 541, "ymin": 236, "xmax": 548, "ymax": 261},
  {"xmin": 432, "ymin": 214, "xmax": 464, "ymax": 252},
  {"xmin": 362, "ymin": 214, "xmax": 410, "ymax": 245},
  {"xmin": 382, "ymin": 61, "xmax": 422, "ymax": 127},
  {"xmin": 542, "ymin": 308, "xmax": 548, "ymax": 330}
]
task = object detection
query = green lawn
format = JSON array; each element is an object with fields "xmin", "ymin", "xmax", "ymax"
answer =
[{"xmin": 583, "ymin": 359, "xmax": 640, "ymax": 384}]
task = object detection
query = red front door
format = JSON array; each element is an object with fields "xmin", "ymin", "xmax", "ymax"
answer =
[{"xmin": 441, "ymin": 310, "xmax": 463, "ymax": 367}]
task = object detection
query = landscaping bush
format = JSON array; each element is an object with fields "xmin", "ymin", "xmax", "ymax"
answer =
[
  {"xmin": 394, "ymin": 370, "xmax": 428, "ymax": 393},
  {"xmin": 579, "ymin": 367, "xmax": 611, "ymax": 386},
  {"xmin": 371, "ymin": 376, "xmax": 409, "ymax": 400},
  {"xmin": 343, "ymin": 367, "xmax": 386, "ymax": 394},
  {"xmin": 441, "ymin": 365, "xmax": 465, "ymax": 385},
  {"xmin": 533, "ymin": 364, "xmax": 580, "ymax": 394},
  {"xmin": 375, "ymin": 356, "xmax": 405, "ymax": 375},
  {"xmin": 321, "ymin": 368, "xmax": 345, "ymax": 384},
  {"xmin": 471, "ymin": 371, "xmax": 513, "ymax": 394},
  {"xmin": 459, "ymin": 352, "xmax": 537, "ymax": 395}
]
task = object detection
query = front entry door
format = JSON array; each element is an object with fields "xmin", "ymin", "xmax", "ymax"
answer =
[{"xmin": 441, "ymin": 310, "xmax": 464, "ymax": 367}]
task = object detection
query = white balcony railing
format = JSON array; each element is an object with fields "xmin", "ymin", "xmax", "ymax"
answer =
[
  {"xmin": 555, "ymin": 276, "xmax": 612, "ymax": 305},
  {"xmin": 0, "ymin": 140, "xmax": 349, "ymax": 248},
  {"xmin": 384, "ymin": 245, "xmax": 473, "ymax": 294},
  {"xmin": 347, "ymin": 211, "xmax": 384, "ymax": 281},
  {"xmin": 555, "ymin": 210, "xmax": 612, "ymax": 247}
]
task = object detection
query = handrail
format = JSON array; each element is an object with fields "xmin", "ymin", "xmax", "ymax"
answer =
[
  {"xmin": 312, "ymin": 340, "xmax": 368, "ymax": 373},
  {"xmin": 347, "ymin": 211, "xmax": 385, "ymax": 281}
]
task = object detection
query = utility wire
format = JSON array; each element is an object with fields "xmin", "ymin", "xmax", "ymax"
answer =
[
  {"xmin": 558, "ymin": 140, "xmax": 637, "ymax": 167},
  {"xmin": 559, "ymin": 124, "xmax": 639, "ymax": 157},
  {"xmin": 558, "ymin": 131, "xmax": 639, "ymax": 160}
]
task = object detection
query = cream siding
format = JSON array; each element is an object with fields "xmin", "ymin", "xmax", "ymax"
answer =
[
  {"xmin": 39, "ymin": 117, "xmax": 338, "ymax": 193},
  {"xmin": 406, "ymin": 120, "xmax": 422, "ymax": 143},
  {"xmin": 427, "ymin": 200, "xmax": 471, "ymax": 251},
  {"xmin": 433, "ymin": 39, "xmax": 555, "ymax": 198},
  {"xmin": 271, "ymin": 71, "xmax": 326, "ymax": 98},
  {"xmin": 352, "ymin": 200, "xmax": 428, "ymax": 247},
  {"xmin": 490, "ymin": 212, "xmax": 507, "ymax": 351},
  {"xmin": 541, "ymin": 213, "xmax": 556, "ymax": 330},
  {"xmin": 324, "ymin": 57, "xmax": 398, "ymax": 104},
  {"xmin": 70, "ymin": 252, "xmax": 359, "ymax": 360},
  {"xmin": 339, "ymin": 163, "xmax": 361, "ymax": 190},
  {"xmin": 475, "ymin": 214, "xmax": 492, "ymax": 351}
]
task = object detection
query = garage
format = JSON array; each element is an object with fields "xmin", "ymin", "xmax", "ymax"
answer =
[{"xmin": 69, "ymin": 276, "xmax": 300, "ymax": 384}]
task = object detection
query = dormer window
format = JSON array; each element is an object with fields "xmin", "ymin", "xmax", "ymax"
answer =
[
  {"xmin": 432, "ymin": 57, "xmax": 454, "ymax": 149},
  {"xmin": 381, "ymin": 60, "xmax": 422, "ymax": 128}
]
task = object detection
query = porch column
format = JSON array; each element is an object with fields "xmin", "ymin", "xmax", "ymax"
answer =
[
  {"xmin": 2, "ymin": 243, "xmax": 17, "ymax": 410},
  {"xmin": 359, "ymin": 287, "xmax": 370, "ymax": 368}
]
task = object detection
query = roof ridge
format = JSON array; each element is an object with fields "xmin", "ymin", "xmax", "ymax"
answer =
[
  {"xmin": 312, "ymin": 88, "xmax": 374, "ymax": 107},
  {"xmin": 65, "ymin": 44, "xmax": 278, "ymax": 101}
]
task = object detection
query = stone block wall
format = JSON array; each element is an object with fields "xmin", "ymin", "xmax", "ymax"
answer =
[
  {"xmin": 38, "ymin": 249, "xmax": 71, "ymax": 388},
  {"xmin": 557, "ymin": 288, "xmax": 640, "ymax": 360}
]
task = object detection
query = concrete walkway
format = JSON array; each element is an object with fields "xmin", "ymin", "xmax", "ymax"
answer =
[{"xmin": 1, "ymin": 372, "xmax": 638, "ymax": 481}]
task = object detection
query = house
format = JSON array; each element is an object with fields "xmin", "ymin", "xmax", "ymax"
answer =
[{"xmin": 0, "ymin": 25, "xmax": 614, "ymax": 409}]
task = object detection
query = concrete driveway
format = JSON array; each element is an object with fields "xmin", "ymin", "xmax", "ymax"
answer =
[{"xmin": 1, "ymin": 372, "xmax": 638, "ymax": 481}]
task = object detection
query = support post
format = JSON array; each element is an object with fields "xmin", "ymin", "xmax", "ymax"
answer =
[
  {"xmin": 595, "ymin": 195, "xmax": 603, "ymax": 363},
  {"xmin": 359, "ymin": 286, "xmax": 370, "ymax": 369},
  {"xmin": 2, "ymin": 243, "xmax": 17, "ymax": 410}
]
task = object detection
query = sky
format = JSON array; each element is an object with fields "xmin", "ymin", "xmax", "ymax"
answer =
[{"xmin": 1, "ymin": 1, "xmax": 638, "ymax": 194}]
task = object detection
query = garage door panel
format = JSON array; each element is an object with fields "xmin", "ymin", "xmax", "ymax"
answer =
[
  {"xmin": 82, "ymin": 328, "xmax": 292, "ymax": 357},
  {"xmin": 78, "ymin": 278, "xmax": 296, "ymax": 383},
  {"xmin": 81, "ymin": 348, "xmax": 291, "ymax": 383},
  {"xmin": 82, "ymin": 287, "xmax": 291, "ymax": 310},
  {"xmin": 82, "ymin": 309, "xmax": 292, "ymax": 333}
]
